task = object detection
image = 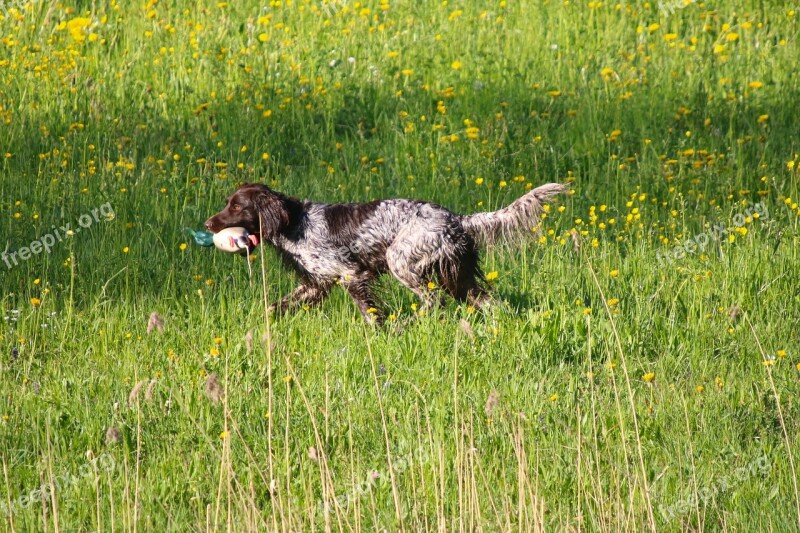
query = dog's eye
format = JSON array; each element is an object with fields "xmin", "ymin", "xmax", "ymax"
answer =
[{"xmin": 231, "ymin": 204, "xmax": 242, "ymax": 212}]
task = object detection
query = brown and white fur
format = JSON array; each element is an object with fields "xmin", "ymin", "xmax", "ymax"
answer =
[{"xmin": 205, "ymin": 182, "xmax": 567, "ymax": 323}]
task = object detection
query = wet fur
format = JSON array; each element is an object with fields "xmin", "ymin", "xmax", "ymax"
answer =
[{"xmin": 205, "ymin": 182, "xmax": 567, "ymax": 323}]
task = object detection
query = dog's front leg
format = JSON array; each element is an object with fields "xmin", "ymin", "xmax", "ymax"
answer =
[
  {"xmin": 269, "ymin": 284, "xmax": 330, "ymax": 315},
  {"xmin": 342, "ymin": 272, "xmax": 383, "ymax": 324}
]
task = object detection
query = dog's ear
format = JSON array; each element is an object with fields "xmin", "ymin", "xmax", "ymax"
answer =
[{"xmin": 255, "ymin": 190, "xmax": 289, "ymax": 239}]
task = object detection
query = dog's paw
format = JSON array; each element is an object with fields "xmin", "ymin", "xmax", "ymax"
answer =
[{"xmin": 363, "ymin": 312, "xmax": 384, "ymax": 327}]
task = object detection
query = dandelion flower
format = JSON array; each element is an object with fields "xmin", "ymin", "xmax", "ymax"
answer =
[{"xmin": 65, "ymin": 17, "xmax": 92, "ymax": 43}]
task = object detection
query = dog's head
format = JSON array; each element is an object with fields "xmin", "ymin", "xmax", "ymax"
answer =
[{"xmin": 205, "ymin": 183, "xmax": 291, "ymax": 242}]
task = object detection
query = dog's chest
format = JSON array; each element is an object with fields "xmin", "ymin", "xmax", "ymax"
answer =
[
  {"xmin": 274, "ymin": 203, "xmax": 409, "ymax": 280},
  {"xmin": 276, "ymin": 233, "xmax": 363, "ymax": 281},
  {"xmin": 298, "ymin": 246, "xmax": 354, "ymax": 278}
]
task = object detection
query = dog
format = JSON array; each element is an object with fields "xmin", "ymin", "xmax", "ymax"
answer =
[{"xmin": 205, "ymin": 182, "xmax": 567, "ymax": 322}]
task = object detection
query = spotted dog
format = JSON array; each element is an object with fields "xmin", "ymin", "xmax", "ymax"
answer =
[{"xmin": 205, "ymin": 182, "xmax": 567, "ymax": 322}]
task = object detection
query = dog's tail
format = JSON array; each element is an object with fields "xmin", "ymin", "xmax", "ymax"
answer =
[{"xmin": 461, "ymin": 182, "xmax": 568, "ymax": 247}]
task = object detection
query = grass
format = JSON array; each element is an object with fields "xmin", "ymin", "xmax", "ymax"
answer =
[{"xmin": 1, "ymin": 0, "xmax": 800, "ymax": 530}]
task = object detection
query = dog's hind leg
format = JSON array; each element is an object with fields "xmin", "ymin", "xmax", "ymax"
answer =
[{"xmin": 438, "ymin": 250, "xmax": 490, "ymax": 308}]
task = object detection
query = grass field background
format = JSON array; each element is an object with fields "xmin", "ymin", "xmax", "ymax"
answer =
[{"xmin": 1, "ymin": 0, "xmax": 800, "ymax": 530}]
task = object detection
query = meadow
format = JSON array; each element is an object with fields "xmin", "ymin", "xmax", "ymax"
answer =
[{"xmin": 1, "ymin": 0, "xmax": 800, "ymax": 530}]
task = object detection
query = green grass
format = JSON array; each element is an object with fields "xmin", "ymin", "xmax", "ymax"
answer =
[{"xmin": 1, "ymin": 0, "xmax": 800, "ymax": 530}]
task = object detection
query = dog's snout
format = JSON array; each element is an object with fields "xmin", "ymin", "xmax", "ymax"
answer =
[{"xmin": 204, "ymin": 218, "xmax": 215, "ymax": 232}]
